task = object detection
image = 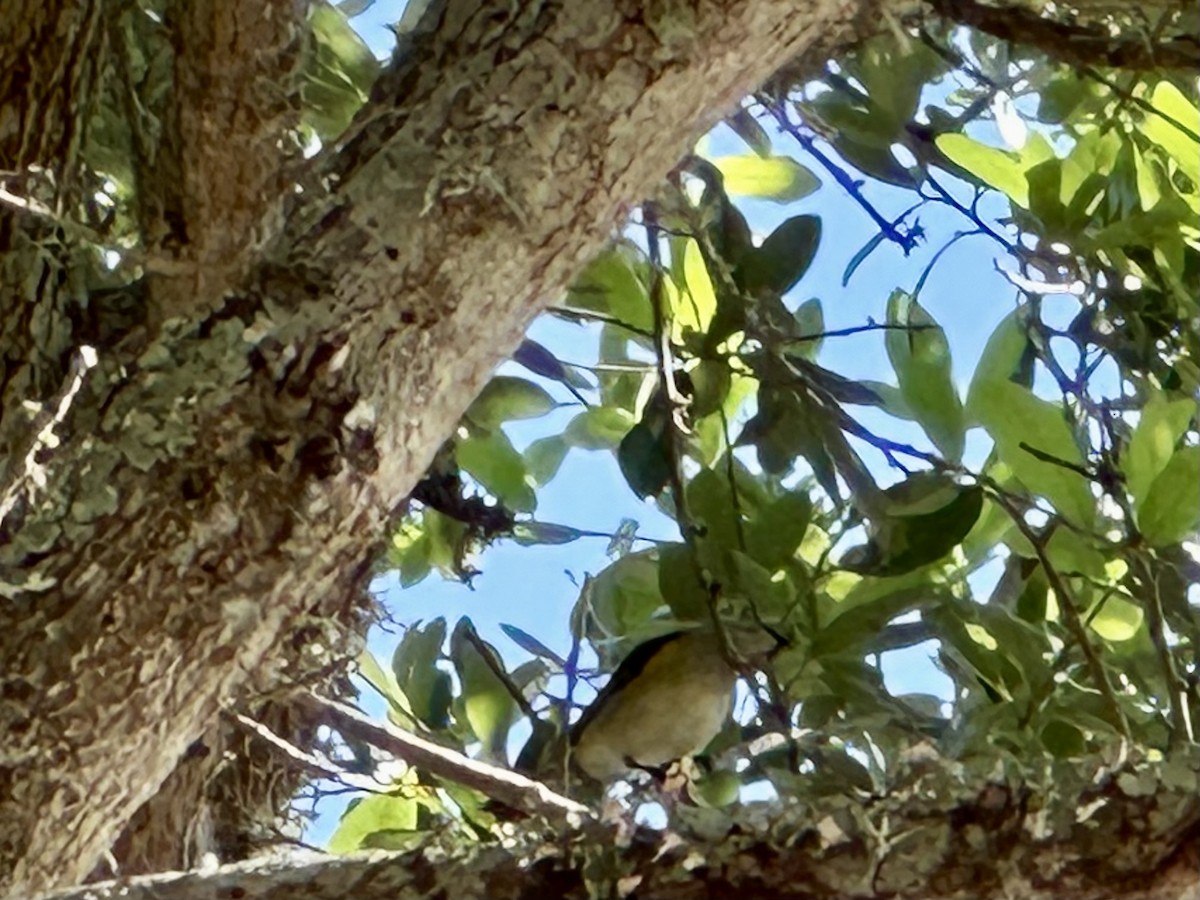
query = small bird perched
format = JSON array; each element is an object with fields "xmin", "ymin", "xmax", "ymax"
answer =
[{"xmin": 569, "ymin": 624, "xmax": 781, "ymax": 782}]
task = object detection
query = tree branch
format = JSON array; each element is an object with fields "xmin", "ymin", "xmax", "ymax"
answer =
[
  {"xmin": 39, "ymin": 748, "xmax": 1200, "ymax": 900},
  {"xmin": 301, "ymin": 693, "xmax": 591, "ymax": 820},
  {"xmin": 921, "ymin": 0, "xmax": 1200, "ymax": 70}
]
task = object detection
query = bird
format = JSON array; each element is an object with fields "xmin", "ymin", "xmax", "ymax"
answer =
[{"xmin": 568, "ymin": 624, "xmax": 782, "ymax": 782}]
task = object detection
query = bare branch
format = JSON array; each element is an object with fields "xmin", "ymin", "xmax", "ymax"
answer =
[{"xmin": 301, "ymin": 693, "xmax": 591, "ymax": 820}]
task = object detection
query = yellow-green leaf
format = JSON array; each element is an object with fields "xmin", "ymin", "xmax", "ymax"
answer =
[
  {"xmin": 936, "ymin": 134, "xmax": 1030, "ymax": 208},
  {"xmin": 1143, "ymin": 81, "xmax": 1200, "ymax": 187},
  {"xmin": 1138, "ymin": 445, "xmax": 1200, "ymax": 547},
  {"xmin": 679, "ymin": 238, "xmax": 717, "ymax": 335},
  {"xmin": 1125, "ymin": 394, "xmax": 1195, "ymax": 507},
  {"xmin": 885, "ymin": 291, "xmax": 964, "ymax": 462},
  {"xmin": 710, "ymin": 154, "xmax": 820, "ymax": 203},
  {"xmin": 1089, "ymin": 595, "xmax": 1143, "ymax": 643},
  {"xmin": 972, "ymin": 381, "xmax": 1094, "ymax": 526},
  {"xmin": 328, "ymin": 792, "xmax": 418, "ymax": 854}
]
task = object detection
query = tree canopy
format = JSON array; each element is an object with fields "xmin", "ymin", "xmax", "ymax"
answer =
[{"xmin": 1, "ymin": 0, "xmax": 1197, "ymax": 897}]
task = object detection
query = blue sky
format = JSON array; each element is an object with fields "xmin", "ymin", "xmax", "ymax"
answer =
[{"xmin": 304, "ymin": 0, "xmax": 1023, "ymax": 845}]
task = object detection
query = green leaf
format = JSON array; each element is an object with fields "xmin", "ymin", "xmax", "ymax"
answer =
[
  {"xmin": 327, "ymin": 792, "xmax": 418, "ymax": 854},
  {"xmin": 587, "ymin": 549, "xmax": 665, "ymax": 636},
  {"xmin": 456, "ymin": 430, "xmax": 536, "ymax": 512},
  {"xmin": 658, "ymin": 543, "xmax": 709, "ymax": 621},
  {"xmin": 966, "ymin": 309, "xmax": 1031, "ymax": 417},
  {"xmin": 511, "ymin": 521, "xmax": 585, "ymax": 546},
  {"xmin": 972, "ymin": 381, "xmax": 1094, "ymax": 526},
  {"xmin": 466, "ymin": 376, "xmax": 557, "ymax": 430},
  {"xmin": 687, "ymin": 467, "xmax": 740, "ymax": 572},
  {"xmin": 830, "ymin": 135, "xmax": 920, "ymax": 187},
  {"xmin": 1138, "ymin": 445, "xmax": 1200, "ymax": 546},
  {"xmin": 357, "ymin": 650, "xmax": 411, "ymax": 717},
  {"xmin": 815, "ymin": 586, "xmax": 934, "ymax": 657},
  {"xmin": 392, "ymin": 619, "xmax": 451, "ymax": 730},
  {"xmin": 935, "ymin": 133, "xmax": 1030, "ymax": 208},
  {"xmin": 618, "ymin": 419, "xmax": 672, "ymax": 499},
  {"xmin": 1041, "ymin": 720, "xmax": 1086, "ymax": 758},
  {"xmin": 501, "ymin": 624, "xmax": 567, "ymax": 667},
  {"xmin": 1088, "ymin": 594, "xmax": 1144, "ymax": 643},
  {"xmin": 730, "ymin": 549, "xmax": 796, "ymax": 617},
  {"xmin": 451, "ymin": 618, "xmax": 518, "ymax": 759},
  {"xmin": 681, "ymin": 237, "xmax": 715, "ymax": 336},
  {"xmin": 885, "ymin": 291, "xmax": 965, "ymax": 462},
  {"xmin": 790, "ymin": 298, "xmax": 825, "ymax": 360},
  {"xmin": 689, "ymin": 360, "xmax": 732, "ymax": 418},
  {"xmin": 524, "ymin": 436, "xmax": 569, "ymax": 486},
  {"xmin": 303, "ymin": 4, "xmax": 380, "ymax": 141},
  {"xmin": 745, "ymin": 491, "xmax": 812, "ymax": 569},
  {"xmin": 725, "ymin": 107, "xmax": 773, "ymax": 157},
  {"xmin": 1124, "ymin": 394, "xmax": 1195, "ymax": 507},
  {"xmin": 566, "ymin": 243, "xmax": 652, "ymax": 332},
  {"xmin": 1143, "ymin": 82, "xmax": 1200, "ymax": 187},
  {"xmin": 843, "ymin": 477, "xmax": 983, "ymax": 576},
  {"xmin": 710, "ymin": 155, "xmax": 820, "ymax": 202},
  {"xmin": 737, "ymin": 215, "xmax": 822, "ymax": 298},
  {"xmin": 564, "ymin": 407, "xmax": 634, "ymax": 450},
  {"xmin": 842, "ymin": 231, "xmax": 886, "ymax": 286},
  {"xmin": 690, "ymin": 769, "xmax": 742, "ymax": 808},
  {"xmin": 390, "ymin": 518, "xmax": 432, "ymax": 587}
]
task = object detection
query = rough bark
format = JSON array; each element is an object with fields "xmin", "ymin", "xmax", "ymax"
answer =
[
  {"xmin": 923, "ymin": 0, "xmax": 1200, "ymax": 69},
  {"xmin": 0, "ymin": 0, "xmax": 869, "ymax": 893},
  {"xmin": 36, "ymin": 752, "xmax": 1200, "ymax": 900}
]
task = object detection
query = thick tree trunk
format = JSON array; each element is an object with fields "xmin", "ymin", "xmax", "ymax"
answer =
[{"xmin": 0, "ymin": 0, "xmax": 866, "ymax": 893}]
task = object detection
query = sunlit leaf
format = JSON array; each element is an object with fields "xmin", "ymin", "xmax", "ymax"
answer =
[
  {"xmin": 1138, "ymin": 446, "xmax": 1200, "ymax": 546},
  {"xmin": 935, "ymin": 133, "xmax": 1030, "ymax": 208},
  {"xmin": 972, "ymin": 381, "xmax": 1094, "ymax": 526},
  {"xmin": 679, "ymin": 239, "xmax": 718, "ymax": 336},
  {"xmin": 564, "ymin": 407, "xmax": 635, "ymax": 449},
  {"xmin": 1124, "ymin": 394, "xmax": 1195, "ymax": 507},
  {"xmin": 392, "ymin": 619, "xmax": 451, "ymax": 730},
  {"xmin": 1088, "ymin": 595, "xmax": 1144, "ymax": 642},
  {"xmin": 456, "ymin": 430, "xmax": 536, "ymax": 512},
  {"xmin": 327, "ymin": 792, "xmax": 418, "ymax": 855},
  {"xmin": 710, "ymin": 154, "xmax": 820, "ymax": 202},
  {"xmin": 1142, "ymin": 81, "xmax": 1200, "ymax": 187},
  {"xmin": 451, "ymin": 618, "xmax": 518, "ymax": 759},
  {"xmin": 885, "ymin": 291, "xmax": 965, "ymax": 462}
]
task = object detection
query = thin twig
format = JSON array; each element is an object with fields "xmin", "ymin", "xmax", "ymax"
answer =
[
  {"xmin": 546, "ymin": 305, "xmax": 656, "ymax": 341},
  {"xmin": 231, "ymin": 713, "xmax": 390, "ymax": 795},
  {"xmin": 1081, "ymin": 66, "xmax": 1200, "ymax": 144},
  {"xmin": 0, "ymin": 346, "xmax": 100, "ymax": 527},
  {"xmin": 1017, "ymin": 442, "xmax": 1094, "ymax": 479},
  {"xmin": 923, "ymin": 173, "xmax": 1016, "ymax": 254},
  {"xmin": 718, "ymin": 405, "xmax": 748, "ymax": 553},
  {"xmin": 782, "ymin": 321, "xmax": 937, "ymax": 344},
  {"xmin": 769, "ymin": 103, "xmax": 920, "ymax": 255},
  {"xmin": 987, "ymin": 490, "xmax": 1131, "ymax": 739},
  {"xmin": 1131, "ymin": 554, "xmax": 1191, "ymax": 746}
]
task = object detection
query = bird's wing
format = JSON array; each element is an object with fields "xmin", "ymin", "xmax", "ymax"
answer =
[{"xmin": 568, "ymin": 630, "xmax": 687, "ymax": 744}]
